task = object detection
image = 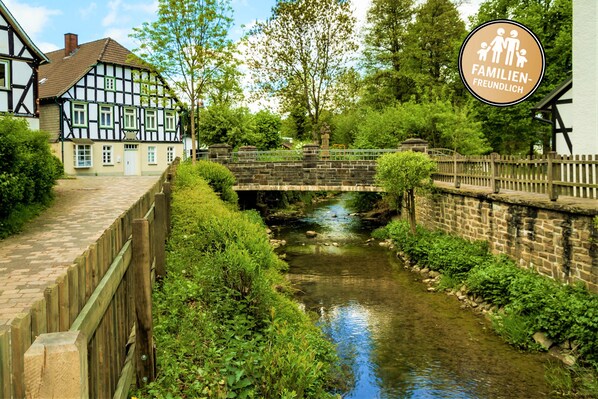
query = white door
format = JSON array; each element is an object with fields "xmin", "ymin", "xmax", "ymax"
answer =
[{"xmin": 124, "ymin": 144, "xmax": 138, "ymax": 175}]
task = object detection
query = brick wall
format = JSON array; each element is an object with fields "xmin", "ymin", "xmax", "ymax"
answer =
[{"xmin": 414, "ymin": 185, "xmax": 598, "ymax": 293}]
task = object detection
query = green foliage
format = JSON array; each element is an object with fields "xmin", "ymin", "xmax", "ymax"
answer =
[
  {"xmin": 246, "ymin": 0, "xmax": 357, "ymax": 142},
  {"xmin": 346, "ymin": 192, "xmax": 384, "ymax": 213},
  {"xmin": 197, "ymin": 104, "xmax": 253, "ymax": 149},
  {"xmin": 249, "ymin": 110, "xmax": 282, "ymax": 150},
  {"xmin": 350, "ymin": 100, "xmax": 489, "ymax": 154},
  {"xmin": 0, "ymin": 116, "xmax": 63, "ymax": 237},
  {"xmin": 376, "ymin": 151, "xmax": 436, "ymax": 199},
  {"xmin": 189, "ymin": 160, "xmax": 238, "ymax": 205},
  {"xmin": 134, "ymin": 162, "xmax": 341, "ymax": 398},
  {"xmin": 381, "ymin": 219, "xmax": 598, "ymax": 370}
]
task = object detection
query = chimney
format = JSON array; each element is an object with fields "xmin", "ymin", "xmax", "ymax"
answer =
[{"xmin": 64, "ymin": 33, "xmax": 78, "ymax": 56}]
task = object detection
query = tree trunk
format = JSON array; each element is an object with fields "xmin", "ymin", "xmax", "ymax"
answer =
[
  {"xmin": 407, "ymin": 189, "xmax": 417, "ymax": 234},
  {"xmin": 190, "ymin": 105, "xmax": 196, "ymax": 165}
]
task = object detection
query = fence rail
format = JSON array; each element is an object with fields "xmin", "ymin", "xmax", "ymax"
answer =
[
  {"xmin": 229, "ymin": 148, "xmax": 400, "ymax": 162},
  {"xmin": 433, "ymin": 152, "xmax": 598, "ymax": 201}
]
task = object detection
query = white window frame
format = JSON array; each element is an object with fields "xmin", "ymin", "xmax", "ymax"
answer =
[
  {"xmin": 123, "ymin": 107, "xmax": 137, "ymax": 130},
  {"xmin": 102, "ymin": 145, "xmax": 113, "ymax": 165},
  {"xmin": 0, "ymin": 60, "xmax": 10, "ymax": 90},
  {"xmin": 164, "ymin": 110, "xmax": 176, "ymax": 131},
  {"xmin": 147, "ymin": 146, "xmax": 157, "ymax": 164},
  {"xmin": 145, "ymin": 109, "xmax": 157, "ymax": 131},
  {"xmin": 105, "ymin": 76, "xmax": 116, "ymax": 91},
  {"xmin": 99, "ymin": 105, "xmax": 113, "ymax": 128},
  {"xmin": 167, "ymin": 146, "xmax": 175, "ymax": 163},
  {"xmin": 74, "ymin": 144, "xmax": 92, "ymax": 168},
  {"xmin": 72, "ymin": 103, "xmax": 88, "ymax": 127}
]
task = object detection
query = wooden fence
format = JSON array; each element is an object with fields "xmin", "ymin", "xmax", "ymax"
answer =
[
  {"xmin": 433, "ymin": 152, "xmax": 598, "ymax": 201},
  {"xmin": 0, "ymin": 160, "xmax": 177, "ymax": 399}
]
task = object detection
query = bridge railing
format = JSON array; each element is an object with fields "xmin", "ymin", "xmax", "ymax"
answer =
[{"xmin": 229, "ymin": 147, "xmax": 400, "ymax": 162}]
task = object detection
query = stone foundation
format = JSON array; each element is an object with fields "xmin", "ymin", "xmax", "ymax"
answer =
[{"xmin": 414, "ymin": 184, "xmax": 598, "ymax": 293}]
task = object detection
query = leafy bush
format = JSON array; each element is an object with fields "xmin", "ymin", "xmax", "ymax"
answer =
[
  {"xmin": 0, "ymin": 116, "xmax": 63, "ymax": 237},
  {"xmin": 134, "ymin": 162, "xmax": 341, "ymax": 398},
  {"xmin": 190, "ymin": 160, "xmax": 238, "ymax": 205}
]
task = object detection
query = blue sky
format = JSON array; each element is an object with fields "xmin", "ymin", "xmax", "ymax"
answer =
[
  {"xmin": 4, "ymin": 0, "xmax": 278, "ymax": 52},
  {"xmin": 4, "ymin": 0, "xmax": 482, "ymax": 54}
]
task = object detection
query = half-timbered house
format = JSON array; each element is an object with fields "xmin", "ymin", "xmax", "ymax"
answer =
[
  {"xmin": 39, "ymin": 34, "xmax": 183, "ymax": 176},
  {"xmin": 0, "ymin": 1, "xmax": 49, "ymax": 129}
]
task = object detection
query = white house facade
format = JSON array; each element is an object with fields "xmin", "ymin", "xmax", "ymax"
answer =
[
  {"xmin": 39, "ymin": 34, "xmax": 183, "ymax": 176},
  {"xmin": 0, "ymin": 1, "xmax": 48, "ymax": 129}
]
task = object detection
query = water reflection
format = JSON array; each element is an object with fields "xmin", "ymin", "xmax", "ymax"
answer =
[{"xmin": 278, "ymin": 195, "xmax": 553, "ymax": 398}]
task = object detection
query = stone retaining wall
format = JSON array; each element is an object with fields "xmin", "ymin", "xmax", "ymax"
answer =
[{"xmin": 414, "ymin": 185, "xmax": 598, "ymax": 293}]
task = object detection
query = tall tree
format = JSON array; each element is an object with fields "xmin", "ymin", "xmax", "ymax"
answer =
[
  {"xmin": 131, "ymin": 0, "xmax": 234, "ymax": 163},
  {"xmin": 246, "ymin": 0, "xmax": 357, "ymax": 143},
  {"xmin": 401, "ymin": 0, "xmax": 466, "ymax": 99},
  {"xmin": 362, "ymin": 0, "xmax": 416, "ymax": 106}
]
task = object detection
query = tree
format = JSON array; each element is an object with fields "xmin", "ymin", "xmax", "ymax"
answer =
[
  {"xmin": 376, "ymin": 151, "xmax": 436, "ymax": 233},
  {"xmin": 131, "ymin": 0, "xmax": 235, "ymax": 163},
  {"xmin": 361, "ymin": 0, "xmax": 416, "ymax": 106},
  {"xmin": 197, "ymin": 104, "xmax": 252, "ymax": 148},
  {"xmin": 401, "ymin": 0, "xmax": 466, "ymax": 99},
  {"xmin": 250, "ymin": 110, "xmax": 282, "ymax": 150},
  {"xmin": 246, "ymin": 0, "xmax": 357, "ymax": 143}
]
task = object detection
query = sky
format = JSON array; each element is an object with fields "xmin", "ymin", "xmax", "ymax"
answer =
[{"xmin": 4, "ymin": 0, "xmax": 484, "ymax": 54}]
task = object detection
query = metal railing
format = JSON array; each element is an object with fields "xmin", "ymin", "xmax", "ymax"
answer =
[{"xmin": 229, "ymin": 148, "xmax": 400, "ymax": 162}]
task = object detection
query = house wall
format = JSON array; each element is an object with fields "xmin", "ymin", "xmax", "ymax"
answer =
[
  {"xmin": 572, "ymin": 0, "xmax": 598, "ymax": 154},
  {"xmin": 52, "ymin": 141, "xmax": 182, "ymax": 176},
  {"xmin": 413, "ymin": 187, "xmax": 598, "ymax": 293},
  {"xmin": 0, "ymin": 13, "xmax": 40, "ymax": 120}
]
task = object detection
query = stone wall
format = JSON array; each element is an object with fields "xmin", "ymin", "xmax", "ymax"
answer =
[{"xmin": 414, "ymin": 184, "xmax": 598, "ymax": 293}]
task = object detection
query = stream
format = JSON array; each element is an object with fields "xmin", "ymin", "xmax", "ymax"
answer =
[{"xmin": 271, "ymin": 194, "xmax": 555, "ymax": 398}]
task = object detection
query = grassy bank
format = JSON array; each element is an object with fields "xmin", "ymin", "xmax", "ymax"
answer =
[
  {"xmin": 132, "ymin": 161, "xmax": 342, "ymax": 398},
  {"xmin": 374, "ymin": 220, "xmax": 598, "ymax": 397}
]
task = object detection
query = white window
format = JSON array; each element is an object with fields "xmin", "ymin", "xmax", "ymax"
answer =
[
  {"xmin": 105, "ymin": 77, "xmax": 116, "ymax": 91},
  {"xmin": 167, "ymin": 146, "xmax": 175, "ymax": 163},
  {"xmin": 99, "ymin": 105, "xmax": 113, "ymax": 128},
  {"xmin": 0, "ymin": 60, "xmax": 9, "ymax": 90},
  {"xmin": 164, "ymin": 110, "xmax": 175, "ymax": 131},
  {"xmin": 147, "ymin": 146, "xmax": 157, "ymax": 164},
  {"xmin": 102, "ymin": 145, "xmax": 113, "ymax": 165},
  {"xmin": 74, "ymin": 144, "xmax": 92, "ymax": 168},
  {"xmin": 145, "ymin": 109, "xmax": 157, "ymax": 131},
  {"xmin": 72, "ymin": 103, "xmax": 87, "ymax": 127},
  {"xmin": 124, "ymin": 107, "xmax": 137, "ymax": 130}
]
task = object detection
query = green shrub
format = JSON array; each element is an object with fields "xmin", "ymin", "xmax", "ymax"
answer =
[
  {"xmin": 466, "ymin": 256, "xmax": 522, "ymax": 306},
  {"xmin": 190, "ymin": 159, "xmax": 238, "ymax": 205},
  {"xmin": 135, "ymin": 162, "xmax": 341, "ymax": 398},
  {"xmin": 0, "ymin": 116, "xmax": 62, "ymax": 237}
]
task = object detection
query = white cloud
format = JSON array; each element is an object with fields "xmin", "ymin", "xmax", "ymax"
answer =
[
  {"xmin": 79, "ymin": 2, "xmax": 98, "ymax": 19},
  {"xmin": 102, "ymin": 0, "xmax": 122, "ymax": 27},
  {"xmin": 3, "ymin": 0, "xmax": 61, "ymax": 39}
]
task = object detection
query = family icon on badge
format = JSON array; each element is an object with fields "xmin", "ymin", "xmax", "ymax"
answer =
[{"xmin": 477, "ymin": 28, "xmax": 527, "ymax": 68}]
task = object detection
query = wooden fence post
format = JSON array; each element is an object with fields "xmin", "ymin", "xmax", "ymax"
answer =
[
  {"xmin": 132, "ymin": 219, "xmax": 155, "ymax": 386},
  {"xmin": 547, "ymin": 151, "xmax": 559, "ymax": 201},
  {"xmin": 163, "ymin": 182, "xmax": 172, "ymax": 237},
  {"xmin": 154, "ymin": 192, "xmax": 167, "ymax": 278},
  {"xmin": 24, "ymin": 331, "xmax": 88, "ymax": 398},
  {"xmin": 491, "ymin": 153, "xmax": 500, "ymax": 194},
  {"xmin": 453, "ymin": 153, "xmax": 461, "ymax": 188}
]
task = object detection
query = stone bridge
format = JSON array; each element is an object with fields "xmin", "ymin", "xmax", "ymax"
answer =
[{"xmin": 208, "ymin": 144, "xmax": 416, "ymax": 192}]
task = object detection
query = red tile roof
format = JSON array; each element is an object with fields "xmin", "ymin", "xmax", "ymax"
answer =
[{"xmin": 39, "ymin": 38, "xmax": 148, "ymax": 100}]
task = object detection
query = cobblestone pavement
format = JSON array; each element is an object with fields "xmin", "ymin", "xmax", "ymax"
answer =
[{"xmin": 0, "ymin": 176, "xmax": 159, "ymax": 328}]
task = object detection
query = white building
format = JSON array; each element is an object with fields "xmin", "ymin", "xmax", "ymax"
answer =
[
  {"xmin": 39, "ymin": 34, "xmax": 183, "ymax": 176},
  {"xmin": 0, "ymin": 1, "xmax": 49, "ymax": 129}
]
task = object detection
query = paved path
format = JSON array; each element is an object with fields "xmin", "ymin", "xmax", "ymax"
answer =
[{"xmin": 0, "ymin": 176, "xmax": 159, "ymax": 328}]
